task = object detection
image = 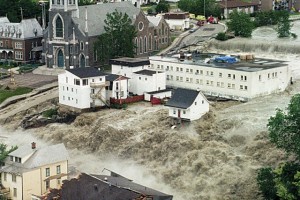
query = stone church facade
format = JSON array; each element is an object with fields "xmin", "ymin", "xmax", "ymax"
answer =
[{"xmin": 43, "ymin": 0, "xmax": 170, "ymax": 69}]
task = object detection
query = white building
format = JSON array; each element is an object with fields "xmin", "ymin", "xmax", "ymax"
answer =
[
  {"xmin": 0, "ymin": 143, "xmax": 69, "ymax": 200},
  {"xmin": 131, "ymin": 69, "xmax": 166, "ymax": 95},
  {"xmin": 149, "ymin": 53, "xmax": 291, "ymax": 101},
  {"xmin": 162, "ymin": 13, "xmax": 190, "ymax": 31},
  {"xmin": 58, "ymin": 67, "xmax": 108, "ymax": 109},
  {"xmin": 110, "ymin": 57, "xmax": 167, "ymax": 95},
  {"xmin": 105, "ymin": 74, "xmax": 129, "ymax": 99},
  {"xmin": 165, "ymin": 88, "xmax": 209, "ymax": 121}
]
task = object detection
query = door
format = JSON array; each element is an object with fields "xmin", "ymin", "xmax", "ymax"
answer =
[
  {"xmin": 178, "ymin": 109, "xmax": 181, "ymax": 118},
  {"xmin": 57, "ymin": 49, "xmax": 64, "ymax": 68}
]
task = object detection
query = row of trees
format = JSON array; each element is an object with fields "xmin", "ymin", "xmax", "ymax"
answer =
[
  {"xmin": 178, "ymin": 0, "xmax": 221, "ymax": 18},
  {"xmin": 0, "ymin": 0, "xmax": 41, "ymax": 22},
  {"xmin": 226, "ymin": 10, "xmax": 294, "ymax": 38},
  {"xmin": 257, "ymin": 94, "xmax": 300, "ymax": 199}
]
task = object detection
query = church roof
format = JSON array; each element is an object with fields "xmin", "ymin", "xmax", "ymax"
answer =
[
  {"xmin": 73, "ymin": 2, "xmax": 140, "ymax": 37},
  {"xmin": 147, "ymin": 15, "xmax": 162, "ymax": 27}
]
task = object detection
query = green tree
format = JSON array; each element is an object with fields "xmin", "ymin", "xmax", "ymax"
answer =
[
  {"xmin": 0, "ymin": 0, "xmax": 41, "ymax": 22},
  {"xmin": 0, "ymin": 144, "xmax": 17, "ymax": 166},
  {"xmin": 155, "ymin": 0, "xmax": 170, "ymax": 13},
  {"xmin": 276, "ymin": 10, "xmax": 292, "ymax": 38},
  {"xmin": 226, "ymin": 10, "xmax": 254, "ymax": 37},
  {"xmin": 177, "ymin": 0, "xmax": 220, "ymax": 17},
  {"xmin": 94, "ymin": 10, "xmax": 137, "ymax": 66},
  {"xmin": 78, "ymin": 0, "xmax": 94, "ymax": 6},
  {"xmin": 257, "ymin": 167, "xmax": 278, "ymax": 200},
  {"xmin": 268, "ymin": 94, "xmax": 300, "ymax": 158}
]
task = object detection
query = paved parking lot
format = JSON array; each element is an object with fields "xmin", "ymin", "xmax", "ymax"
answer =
[{"xmin": 0, "ymin": 73, "xmax": 57, "ymax": 88}]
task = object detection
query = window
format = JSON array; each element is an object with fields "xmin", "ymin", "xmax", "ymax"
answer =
[
  {"xmin": 139, "ymin": 77, "xmax": 141, "ymax": 80},
  {"xmin": 15, "ymin": 51, "xmax": 23, "ymax": 60},
  {"xmin": 186, "ymin": 77, "xmax": 189, "ymax": 82},
  {"xmin": 46, "ymin": 180, "xmax": 50, "ymax": 190},
  {"xmin": 206, "ymin": 71, "xmax": 209, "ymax": 76},
  {"xmin": 259, "ymin": 75, "xmax": 261, "ymax": 81},
  {"xmin": 176, "ymin": 67, "xmax": 179, "ymax": 71},
  {"xmin": 0, "ymin": 41, "xmax": 3, "ymax": 47},
  {"xmin": 210, "ymin": 71, "xmax": 213, "ymax": 76},
  {"xmin": 14, "ymin": 157, "xmax": 21, "ymax": 163},
  {"xmin": 245, "ymin": 86, "xmax": 248, "ymax": 90},
  {"xmin": 190, "ymin": 69, "xmax": 193, "ymax": 73},
  {"xmin": 206, "ymin": 80, "xmax": 209, "ymax": 85},
  {"xmin": 196, "ymin": 79, "xmax": 199, "ymax": 84},
  {"xmin": 228, "ymin": 83, "xmax": 231, "ymax": 88},
  {"xmin": 12, "ymin": 174, "xmax": 16, "ymax": 182},
  {"xmin": 200, "ymin": 70, "xmax": 203, "ymax": 75},
  {"xmin": 232, "ymin": 84, "xmax": 235, "ymax": 89},
  {"xmin": 195, "ymin": 102, "xmax": 197, "ymax": 105},
  {"xmin": 228, "ymin": 74, "xmax": 231, "ymax": 78},
  {"xmin": 217, "ymin": 82, "xmax": 220, "ymax": 87},
  {"xmin": 74, "ymin": 79, "xmax": 80, "ymax": 85},
  {"xmin": 82, "ymin": 79, "xmax": 88, "ymax": 86},
  {"xmin": 4, "ymin": 172, "xmax": 7, "ymax": 181},
  {"xmin": 268, "ymin": 73, "xmax": 270, "ymax": 79},
  {"xmin": 219, "ymin": 73, "xmax": 222, "ymax": 77},
  {"xmin": 69, "ymin": 0, "xmax": 72, "ymax": 4},
  {"xmin": 171, "ymin": 66, "xmax": 173, "ymax": 71},
  {"xmin": 13, "ymin": 188, "xmax": 17, "ymax": 197},
  {"xmin": 80, "ymin": 42, "xmax": 84, "ymax": 50},
  {"xmin": 173, "ymin": 109, "xmax": 176, "ymax": 114},
  {"xmin": 70, "ymin": 46, "xmax": 73, "ymax": 54},
  {"xmin": 180, "ymin": 68, "xmax": 183, "ymax": 72},
  {"xmin": 100, "ymin": 78, "xmax": 102, "ymax": 81},
  {"xmin": 200, "ymin": 79, "xmax": 203, "ymax": 85},
  {"xmin": 202, "ymin": 100, "xmax": 204, "ymax": 104},
  {"xmin": 46, "ymin": 168, "xmax": 50, "ymax": 177},
  {"xmin": 76, "ymin": 99, "xmax": 78, "ymax": 104},
  {"xmin": 57, "ymin": 0, "xmax": 60, "ymax": 4},
  {"xmin": 233, "ymin": 74, "xmax": 235, "ymax": 79},
  {"xmin": 183, "ymin": 110, "xmax": 186, "ymax": 114},
  {"xmin": 15, "ymin": 42, "xmax": 22, "ymax": 49},
  {"xmin": 210, "ymin": 81, "xmax": 213, "ymax": 86},
  {"xmin": 67, "ymin": 87, "xmax": 68, "ymax": 91},
  {"xmin": 10, "ymin": 156, "xmax": 13, "ymax": 161},
  {"xmin": 55, "ymin": 16, "xmax": 63, "ymax": 38},
  {"xmin": 275, "ymin": 72, "xmax": 278, "ymax": 77},
  {"xmin": 57, "ymin": 178, "xmax": 61, "ymax": 185},
  {"xmin": 196, "ymin": 70, "xmax": 199, "ymax": 74},
  {"xmin": 66, "ymin": 77, "xmax": 68, "ymax": 83},
  {"xmin": 240, "ymin": 85, "xmax": 243, "ymax": 90},
  {"xmin": 244, "ymin": 76, "xmax": 247, "ymax": 81},
  {"xmin": 186, "ymin": 68, "xmax": 189, "ymax": 73},
  {"xmin": 56, "ymin": 165, "xmax": 61, "ymax": 174}
]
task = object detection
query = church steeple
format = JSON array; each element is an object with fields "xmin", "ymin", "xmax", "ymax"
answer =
[{"xmin": 50, "ymin": 0, "xmax": 78, "ymax": 14}]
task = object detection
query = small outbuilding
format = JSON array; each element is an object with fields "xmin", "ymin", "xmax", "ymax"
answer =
[{"xmin": 165, "ymin": 88, "xmax": 209, "ymax": 121}]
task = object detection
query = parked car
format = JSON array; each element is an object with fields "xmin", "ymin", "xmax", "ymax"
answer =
[{"xmin": 189, "ymin": 29, "xmax": 196, "ymax": 33}]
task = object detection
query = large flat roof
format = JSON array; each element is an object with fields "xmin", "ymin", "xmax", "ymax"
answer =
[
  {"xmin": 150, "ymin": 53, "xmax": 288, "ymax": 72},
  {"xmin": 109, "ymin": 57, "xmax": 150, "ymax": 67}
]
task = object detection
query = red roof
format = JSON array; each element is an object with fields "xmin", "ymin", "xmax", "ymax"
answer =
[{"xmin": 219, "ymin": 0, "xmax": 259, "ymax": 8}]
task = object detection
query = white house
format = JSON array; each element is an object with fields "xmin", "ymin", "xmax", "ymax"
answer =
[
  {"xmin": 0, "ymin": 143, "xmax": 69, "ymax": 200},
  {"xmin": 105, "ymin": 74, "xmax": 129, "ymax": 99},
  {"xmin": 58, "ymin": 67, "xmax": 108, "ymax": 109},
  {"xmin": 165, "ymin": 88, "xmax": 209, "ymax": 121},
  {"xmin": 131, "ymin": 69, "xmax": 166, "ymax": 95},
  {"xmin": 149, "ymin": 53, "xmax": 291, "ymax": 101},
  {"xmin": 162, "ymin": 12, "xmax": 190, "ymax": 31}
]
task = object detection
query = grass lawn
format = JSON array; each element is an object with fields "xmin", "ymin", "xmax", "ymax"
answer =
[{"xmin": 0, "ymin": 87, "xmax": 32, "ymax": 104}]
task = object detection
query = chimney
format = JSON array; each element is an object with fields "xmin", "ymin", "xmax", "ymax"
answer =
[{"xmin": 31, "ymin": 142, "xmax": 36, "ymax": 149}]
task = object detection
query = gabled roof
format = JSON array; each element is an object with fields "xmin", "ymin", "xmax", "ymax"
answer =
[
  {"xmin": 163, "ymin": 12, "xmax": 189, "ymax": 20},
  {"xmin": 92, "ymin": 174, "xmax": 173, "ymax": 198},
  {"xmin": 66, "ymin": 67, "xmax": 106, "ymax": 78},
  {"xmin": 134, "ymin": 69, "xmax": 162, "ymax": 76},
  {"xmin": 219, "ymin": 0, "xmax": 259, "ymax": 8},
  {"xmin": 105, "ymin": 74, "xmax": 129, "ymax": 81},
  {"xmin": 0, "ymin": 17, "xmax": 9, "ymax": 23},
  {"xmin": 72, "ymin": 2, "xmax": 140, "ymax": 37},
  {"xmin": 1, "ymin": 143, "xmax": 69, "ymax": 174},
  {"xmin": 109, "ymin": 57, "xmax": 150, "ymax": 67},
  {"xmin": 147, "ymin": 15, "xmax": 162, "ymax": 27},
  {"xmin": 165, "ymin": 88, "xmax": 200, "ymax": 109}
]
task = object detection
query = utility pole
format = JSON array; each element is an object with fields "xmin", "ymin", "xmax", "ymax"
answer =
[
  {"xmin": 204, "ymin": 0, "xmax": 205, "ymax": 17},
  {"xmin": 20, "ymin": 7, "xmax": 23, "ymax": 21}
]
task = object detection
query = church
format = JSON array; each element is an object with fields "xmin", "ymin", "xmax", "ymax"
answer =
[{"xmin": 43, "ymin": 0, "xmax": 171, "ymax": 69}]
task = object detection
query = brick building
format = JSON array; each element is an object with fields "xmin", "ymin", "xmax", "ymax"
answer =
[{"xmin": 0, "ymin": 17, "xmax": 43, "ymax": 64}]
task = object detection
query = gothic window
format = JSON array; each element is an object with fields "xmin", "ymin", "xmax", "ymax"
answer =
[
  {"xmin": 80, "ymin": 41, "xmax": 84, "ymax": 50},
  {"xmin": 55, "ymin": 16, "xmax": 63, "ymax": 38},
  {"xmin": 69, "ymin": 0, "xmax": 72, "ymax": 4},
  {"xmin": 148, "ymin": 35, "xmax": 152, "ymax": 50},
  {"xmin": 144, "ymin": 36, "xmax": 147, "ymax": 53},
  {"xmin": 57, "ymin": 0, "xmax": 60, "ymax": 4},
  {"xmin": 139, "ymin": 37, "xmax": 143, "ymax": 54},
  {"xmin": 135, "ymin": 37, "xmax": 138, "ymax": 54},
  {"xmin": 52, "ymin": 0, "xmax": 55, "ymax": 4}
]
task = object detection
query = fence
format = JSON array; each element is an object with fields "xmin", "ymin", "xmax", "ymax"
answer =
[{"xmin": 110, "ymin": 95, "xmax": 144, "ymax": 105}]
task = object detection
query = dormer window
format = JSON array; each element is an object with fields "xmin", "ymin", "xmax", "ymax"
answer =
[{"xmin": 14, "ymin": 157, "xmax": 21, "ymax": 163}]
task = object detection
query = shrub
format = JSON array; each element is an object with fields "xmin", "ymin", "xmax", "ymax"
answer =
[
  {"xmin": 215, "ymin": 32, "xmax": 228, "ymax": 41},
  {"xmin": 42, "ymin": 108, "xmax": 58, "ymax": 118}
]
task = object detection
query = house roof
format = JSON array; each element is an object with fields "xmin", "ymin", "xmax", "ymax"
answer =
[
  {"xmin": 66, "ymin": 67, "xmax": 106, "ymax": 78},
  {"xmin": 72, "ymin": 2, "xmax": 140, "ymax": 37},
  {"xmin": 165, "ymin": 88, "xmax": 200, "ymax": 109},
  {"xmin": 91, "ymin": 174, "xmax": 173, "ymax": 198},
  {"xmin": 163, "ymin": 12, "xmax": 189, "ymax": 20},
  {"xmin": 219, "ymin": 0, "xmax": 259, "ymax": 8},
  {"xmin": 134, "ymin": 69, "xmax": 162, "ymax": 76},
  {"xmin": 44, "ymin": 173, "xmax": 173, "ymax": 200},
  {"xmin": 1, "ymin": 143, "xmax": 69, "ymax": 174},
  {"xmin": 109, "ymin": 57, "xmax": 150, "ymax": 67},
  {"xmin": 146, "ymin": 89, "xmax": 172, "ymax": 95},
  {"xmin": 105, "ymin": 74, "xmax": 129, "ymax": 81},
  {"xmin": 0, "ymin": 18, "xmax": 43, "ymax": 39}
]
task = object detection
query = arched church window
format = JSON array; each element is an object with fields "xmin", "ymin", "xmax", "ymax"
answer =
[
  {"xmin": 55, "ymin": 16, "xmax": 63, "ymax": 38},
  {"xmin": 69, "ymin": 0, "xmax": 72, "ymax": 4},
  {"xmin": 52, "ymin": 0, "xmax": 55, "ymax": 4},
  {"xmin": 139, "ymin": 37, "xmax": 143, "ymax": 54},
  {"xmin": 57, "ymin": 0, "xmax": 60, "ymax": 4},
  {"xmin": 144, "ymin": 36, "xmax": 147, "ymax": 53}
]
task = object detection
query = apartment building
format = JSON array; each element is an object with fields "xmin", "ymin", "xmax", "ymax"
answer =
[{"xmin": 149, "ymin": 53, "xmax": 291, "ymax": 101}]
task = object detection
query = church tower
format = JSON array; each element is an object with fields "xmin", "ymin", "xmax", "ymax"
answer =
[{"xmin": 46, "ymin": 0, "xmax": 79, "ymax": 68}]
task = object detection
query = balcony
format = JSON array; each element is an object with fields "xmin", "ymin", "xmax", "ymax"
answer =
[{"xmin": 90, "ymin": 81, "xmax": 110, "ymax": 88}]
